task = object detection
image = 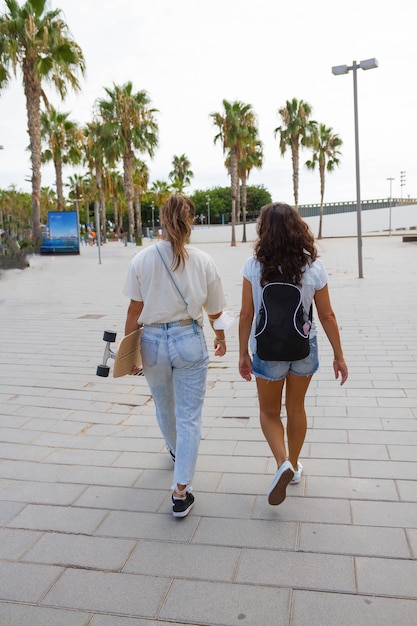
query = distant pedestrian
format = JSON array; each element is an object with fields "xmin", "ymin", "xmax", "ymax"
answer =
[
  {"xmin": 238, "ymin": 202, "xmax": 348, "ymax": 505},
  {"xmin": 123, "ymin": 194, "xmax": 227, "ymax": 517}
]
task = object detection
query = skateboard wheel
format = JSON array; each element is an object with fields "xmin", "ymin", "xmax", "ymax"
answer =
[
  {"xmin": 96, "ymin": 364, "xmax": 110, "ymax": 377},
  {"xmin": 103, "ymin": 331, "xmax": 117, "ymax": 343}
]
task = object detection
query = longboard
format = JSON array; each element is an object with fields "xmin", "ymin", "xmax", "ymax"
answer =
[{"xmin": 97, "ymin": 328, "xmax": 143, "ymax": 378}]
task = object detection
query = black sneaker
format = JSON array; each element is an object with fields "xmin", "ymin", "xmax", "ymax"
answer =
[{"xmin": 172, "ymin": 492, "xmax": 194, "ymax": 518}]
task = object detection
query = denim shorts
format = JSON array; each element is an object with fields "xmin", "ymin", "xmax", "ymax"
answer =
[{"xmin": 252, "ymin": 336, "xmax": 319, "ymax": 381}]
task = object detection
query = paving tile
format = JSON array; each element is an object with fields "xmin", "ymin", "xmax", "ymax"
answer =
[
  {"xmin": 305, "ymin": 476, "xmax": 398, "ymax": 500},
  {"xmin": 22, "ymin": 532, "xmax": 136, "ymax": 570},
  {"xmin": 7, "ymin": 503, "xmax": 107, "ymax": 534},
  {"xmin": 0, "ymin": 603, "xmax": 91, "ymax": 626},
  {"xmin": 90, "ymin": 616, "xmax": 185, "ymax": 626},
  {"xmin": 124, "ymin": 540, "xmax": 239, "ymax": 580},
  {"xmin": 351, "ymin": 501, "xmax": 417, "ymax": 528},
  {"xmin": 95, "ymin": 509, "xmax": 199, "ymax": 541},
  {"xmin": 0, "ymin": 460, "xmax": 69, "ymax": 482},
  {"xmin": 74, "ymin": 485, "xmax": 167, "ymax": 513},
  {"xmin": 356, "ymin": 556, "xmax": 417, "ymax": 598},
  {"xmin": 0, "ymin": 561, "xmax": 63, "ymax": 603},
  {"xmin": 252, "ymin": 496, "xmax": 352, "ymax": 524},
  {"xmin": 58, "ymin": 465, "xmax": 142, "ymax": 487},
  {"xmin": 160, "ymin": 579, "xmax": 291, "ymax": 626},
  {"xmin": 299, "ymin": 522, "xmax": 410, "ymax": 558},
  {"xmin": 406, "ymin": 529, "xmax": 417, "ymax": 558},
  {"xmin": 0, "ymin": 500, "xmax": 25, "ymax": 525},
  {"xmin": 292, "ymin": 590, "xmax": 417, "ymax": 626},
  {"xmin": 192, "ymin": 517, "xmax": 297, "ymax": 550},
  {"xmin": 350, "ymin": 459, "xmax": 417, "ymax": 480},
  {"xmin": 310, "ymin": 442, "xmax": 389, "ymax": 460},
  {"xmin": 236, "ymin": 548, "xmax": 354, "ymax": 591},
  {"xmin": 1, "ymin": 480, "xmax": 86, "ymax": 505},
  {"xmin": 0, "ymin": 528, "xmax": 42, "ymax": 559},
  {"xmin": 42, "ymin": 568, "xmax": 170, "ymax": 617}
]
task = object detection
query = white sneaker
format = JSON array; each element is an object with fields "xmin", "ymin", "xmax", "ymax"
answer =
[
  {"xmin": 267, "ymin": 460, "xmax": 294, "ymax": 505},
  {"xmin": 290, "ymin": 462, "xmax": 303, "ymax": 484}
]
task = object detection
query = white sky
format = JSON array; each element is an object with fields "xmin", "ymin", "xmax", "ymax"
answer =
[{"xmin": 0, "ymin": 0, "xmax": 416, "ymax": 205}]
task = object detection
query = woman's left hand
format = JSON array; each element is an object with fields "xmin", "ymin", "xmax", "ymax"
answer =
[{"xmin": 214, "ymin": 338, "xmax": 226, "ymax": 357}]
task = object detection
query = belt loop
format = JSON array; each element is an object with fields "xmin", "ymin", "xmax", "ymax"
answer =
[{"xmin": 192, "ymin": 320, "xmax": 198, "ymax": 334}]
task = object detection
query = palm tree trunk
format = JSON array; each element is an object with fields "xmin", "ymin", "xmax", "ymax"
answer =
[
  {"xmin": 241, "ymin": 174, "xmax": 247, "ymax": 243},
  {"xmin": 291, "ymin": 139, "xmax": 300, "ymax": 210},
  {"xmin": 318, "ymin": 162, "xmax": 326, "ymax": 239},
  {"xmin": 23, "ymin": 58, "xmax": 42, "ymax": 247},
  {"xmin": 230, "ymin": 148, "xmax": 238, "ymax": 247},
  {"xmin": 54, "ymin": 157, "xmax": 64, "ymax": 210},
  {"xmin": 95, "ymin": 161, "xmax": 106, "ymax": 244},
  {"xmin": 123, "ymin": 151, "xmax": 135, "ymax": 243},
  {"xmin": 135, "ymin": 189, "xmax": 143, "ymax": 246}
]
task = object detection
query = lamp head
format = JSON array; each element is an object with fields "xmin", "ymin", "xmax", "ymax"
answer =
[
  {"xmin": 332, "ymin": 64, "xmax": 349, "ymax": 75},
  {"xmin": 359, "ymin": 58, "xmax": 378, "ymax": 70}
]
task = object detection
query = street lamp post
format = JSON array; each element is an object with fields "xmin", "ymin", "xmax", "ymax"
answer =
[
  {"xmin": 332, "ymin": 58, "xmax": 378, "ymax": 278},
  {"xmin": 206, "ymin": 195, "xmax": 211, "ymax": 226},
  {"xmin": 151, "ymin": 201, "xmax": 155, "ymax": 233},
  {"xmin": 387, "ymin": 177, "xmax": 394, "ymax": 236}
]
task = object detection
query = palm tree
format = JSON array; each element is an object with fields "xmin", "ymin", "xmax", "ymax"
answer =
[
  {"xmin": 169, "ymin": 154, "xmax": 193, "ymax": 192},
  {"xmin": 132, "ymin": 158, "xmax": 149, "ymax": 245},
  {"xmin": 211, "ymin": 100, "xmax": 257, "ymax": 246},
  {"xmin": 66, "ymin": 172, "xmax": 88, "ymax": 221},
  {"xmin": 97, "ymin": 82, "xmax": 158, "ymax": 242},
  {"xmin": 239, "ymin": 140, "xmax": 263, "ymax": 243},
  {"xmin": 104, "ymin": 169, "xmax": 124, "ymax": 234},
  {"xmin": 274, "ymin": 98, "xmax": 316, "ymax": 210},
  {"xmin": 0, "ymin": 0, "xmax": 85, "ymax": 246},
  {"xmin": 84, "ymin": 121, "xmax": 107, "ymax": 242},
  {"xmin": 306, "ymin": 124, "xmax": 343, "ymax": 239},
  {"xmin": 41, "ymin": 106, "xmax": 84, "ymax": 210}
]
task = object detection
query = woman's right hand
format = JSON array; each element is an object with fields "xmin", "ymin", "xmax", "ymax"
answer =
[{"xmin": 239, "ymin": 354, "xmax": 252, "ymax": 381}]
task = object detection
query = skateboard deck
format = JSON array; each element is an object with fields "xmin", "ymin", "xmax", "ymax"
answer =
[{"xmin": 113, "ymin": 328, "xmax": 143, "ymax": 377}]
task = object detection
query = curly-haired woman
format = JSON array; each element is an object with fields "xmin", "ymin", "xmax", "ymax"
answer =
[{"xmin": 238, "ymin": 203, "xmax": 348, "ymax": 506}]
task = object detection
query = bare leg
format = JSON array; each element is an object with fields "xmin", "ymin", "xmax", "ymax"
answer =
[
  {"xmin": 256, "ymin": 377, "xmax": 287, "ymax": 468},
  {"xmin": 285, "ymin": 373, "xmax": 313, "ymax": 469}
]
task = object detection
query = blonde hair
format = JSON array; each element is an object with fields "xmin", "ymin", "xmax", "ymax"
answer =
[{"xmin": 160, "ymin": 194, "xmax": 195, "ymax": 270}]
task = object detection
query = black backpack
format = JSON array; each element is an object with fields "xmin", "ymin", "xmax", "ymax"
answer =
[{"xmin": 254, "ymin": 280, "xmax": 312, "ymax": 361}]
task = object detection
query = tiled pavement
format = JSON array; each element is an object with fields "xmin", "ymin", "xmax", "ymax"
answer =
[{"xmin": 0, "ymin": 234, "xmax": 416, "ymax": 626}]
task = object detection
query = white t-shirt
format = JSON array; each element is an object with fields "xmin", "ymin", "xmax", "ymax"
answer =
[
  {"xmin": 242, "ymin": 256, "xmax": 328, "ymax": 353},
  {"xmin": 123, "ymin": 241, "xmax": 226, "ymax": 326}
]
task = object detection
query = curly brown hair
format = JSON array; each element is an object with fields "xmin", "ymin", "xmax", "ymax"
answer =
[
  {"xmin": 254, "ymin": 202, "xmax": 317, "ymax": 285},
  {"xmin": 159, "ymin": 194, "xmax": 196, "ymax": 270}
]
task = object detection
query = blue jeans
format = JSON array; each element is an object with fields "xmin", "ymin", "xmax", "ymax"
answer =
[{"xmin": 140, "ymin": 322, "xmax": 209, "ymax": 490}]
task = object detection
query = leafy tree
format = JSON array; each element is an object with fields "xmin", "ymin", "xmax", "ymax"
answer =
[
  {"xmin": 306, "ymin": 123, "xmax": 343, "ymax": 238},
  {"xmin": 0, "ymin": 0, "xmax": 85, "ymax": 246},
  {"xmin": 274, "ymin": 98, "xmax": 316, "ymax": 210},
  {"xmin": 97, "ymin": 82, "xmax": 158, "ymax": 242},
  {"xmin": 211, "ymin": 99, "xmax": 257, "ymax": 246},
  {"xmin": 41, "ymin": 106, "xmax": 84, "ymax": 210},
  {"xmin": 169, "ymin": 154, "xmax": 193, "ymax": 192}
]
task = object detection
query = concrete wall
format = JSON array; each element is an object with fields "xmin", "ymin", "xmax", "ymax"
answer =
[{"xmin": 189, "ymin": 203, "xmax": 417, "ymax": 244}]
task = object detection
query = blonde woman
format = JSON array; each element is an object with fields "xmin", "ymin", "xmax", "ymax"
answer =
[{"xmin": 124, "ymin": 194, "xmax": 227, "ymax": 517}]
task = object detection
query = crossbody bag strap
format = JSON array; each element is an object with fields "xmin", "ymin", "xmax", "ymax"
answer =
[
  {"xmin": 155, "ymin": 245, "xmax": 199, "ymax": 333},
  {"xmin": 156, "ymin": 244, "xmax": 188, "ymax": 306}
]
